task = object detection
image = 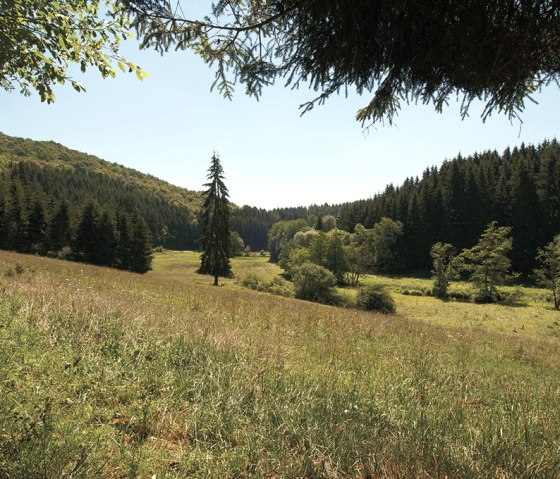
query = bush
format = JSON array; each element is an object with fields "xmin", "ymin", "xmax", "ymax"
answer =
[
  {"xmin": 356, "ymin": 284, "xmax": 396, "ymax": 314},
  {"xmin": 292, "ymin": 262, "xmax": 337, "ymax": 303},
  {"xmin": 238, "ymin": 273, "xmax": 293, "ymax": 297},
  {"xmin": 447, "ymin": 288, "xmax": 473, "ymax": 301},
  {"xmin": 239, "ymin": 273, "xmax": 261, "ymax": 290},
  {"xmin": 400, "ymin": 287, "xmax": 432, "ymax": 297}
]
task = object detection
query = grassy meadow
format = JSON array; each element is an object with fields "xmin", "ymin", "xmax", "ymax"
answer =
[{"xmin": 0, "ymin": 249, "xmax": 559, "ymax": 478}]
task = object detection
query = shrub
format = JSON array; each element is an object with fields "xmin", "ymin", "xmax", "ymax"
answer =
[
  {"xmin": 266, "ymin": 276, "xmax": 294, "ymax": 297},
  {"xmin": 400, "ymin": 287, "xmax": 432, "ymax": 297},
  {"xmin": 447, "ymin": 288, "xmax": 473, "ymax": 301},
  {"xmin": 356, "ymin": 284, "xmax": 396, "ymax": 314},
  {"xmin": 238, "ymin": 273, "xmax": 294, "ymax": 297},
  {"xmin": 292, "ymin": 262, "xmax": 337, "ymax": 303},
  {"xmin": 239, "ymin": 273, "xmax": 262, "ymax": 291}
]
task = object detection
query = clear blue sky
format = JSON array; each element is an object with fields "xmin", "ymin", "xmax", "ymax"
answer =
[{"xmin": 2, "ymin": 39, "xmax": 559, "ymax": 209}]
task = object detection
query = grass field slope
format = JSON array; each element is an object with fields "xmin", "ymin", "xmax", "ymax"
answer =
[{"xmin": 0, "ymin": 250, "xmax": 559, "ymax": 478}]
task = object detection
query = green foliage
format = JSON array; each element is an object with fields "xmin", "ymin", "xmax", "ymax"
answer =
[
  {"xmin": 431, "ymin": 242, "xmax": 459, "ymax": 298},
  {"xmin": 279, "ymin": 246, "xmax": 311, "ymax": 278},
  {"xmin": 324, "ymin": 230, "xmax": 349, "ymax": 284},
  {"xmin": 372, "ymin": 217, "xmax": 403, "ymax": 272},
  {"xmin": 534, "ymin": 235, "xmax": 560, "ymax": 310},
  {"xmin": 229, "ymin": 231, "xmax": 245, "ymax": 257},
  {"xmin": 129, "ymin": 212, "xmax": 153, "ymax": 273},
  {"xmin": 0, "ymin": 132, "xmax": 202, "ymax": 250},
  {"xmin": 267, "ymin": 218, "xmax": 310, "ymax": 263},
  {"xmin": 238, "ymin": 273, "xmax": 293, "ymax": 297},
  {"xmin": 337, "ymin": 140, "xmax": 560, "ymax": 276},
  {"xmin": 198, "ymin": 154, "xmax": 232, "ymax": 285},
  {"xmin": 319, "ymin": 215, "xmax": 337, "ymax": 232},
  {"xmin": 231, "ymin": 204, "xmax": 341, "ymax": 252},
  {"xmin": 344, "ymin": 224, "xmax": 376, "ymax": 286},
  {"xmin": 291, "ymin": 262, "xmax": 337, "ymax": 303},
  {"xmin": 356, "ymin": 284, "xmax": 396, "ymax": 314},
  {"xmin": 0, "ymin": 0, "xmax": 146, "ymax": 102},
  {"xmin": 128, "ymin": 1, "xmax": 559, "ymax": 124},
  {"xmin": 460, "ymin": 222, "xmax": 514, "ymax": 303}
]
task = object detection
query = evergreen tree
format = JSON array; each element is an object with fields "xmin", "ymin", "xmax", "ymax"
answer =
[
  {"xmin": 74, "ymin": 200, "xmax": 100, "ymax": 264},
  {"xmin": 47, "ymin": 200, "xmax": 71, "ymax": 253},
  {"xmin": 27, "ymin": 198, "xmax": 47, "ymax": 253},
  {"xmin": 0, "ymin": 186, "xmax": 8, "ymax": 248},
  {"xmin": 116, "ymin": 212, "xmax": 133, "ymax": 271},
  {"xmin": 198, "ymin": 154, "xmax": 232, "ymax": 285},
  {"xmin": 130, "ymin": 212, "xmax": 153, "ymax": 274},
  {"xmin": 5, "ymin": 182, "xmax": 27, "ymax": 251},
  {"xmin": 96, "ymin": 211, "xmax": 117, "ymax": 266}
]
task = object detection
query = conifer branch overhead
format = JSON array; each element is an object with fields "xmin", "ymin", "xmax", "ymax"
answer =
[{"xmin": 124, "ymin": 0, "xmax": 560, "ymax": 124}]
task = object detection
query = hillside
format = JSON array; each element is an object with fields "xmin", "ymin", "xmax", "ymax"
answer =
[
  {"xmin": 0, "ymin": 133, "xmax": 344, "ymax": 251},
  {"xmin": 0, "ymin": 132, "xmax": 203, "ymax": 249}
]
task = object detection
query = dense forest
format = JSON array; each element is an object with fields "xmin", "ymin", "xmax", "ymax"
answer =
[
  {"xmin": 336, "ymin": 139, "xmax": 560, "ymax": 275},
  {"xmin": 0, "ymin": 133, "xmax": 341, "ymax": 252},
  {"xmin": 0, "ymin": 133, "xmax": 202, "ymax": 250},
  {"xmin": 1, "ymin": 132, "xmax": 558, "ymax": 277}
]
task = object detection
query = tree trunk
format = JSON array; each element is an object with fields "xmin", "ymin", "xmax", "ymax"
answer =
[{"xmin": 213, "ymin": 275, "xmax": 219, "ymax": 286}]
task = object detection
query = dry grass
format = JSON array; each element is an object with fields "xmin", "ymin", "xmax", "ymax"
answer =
[{"xmin": 0, "ymin": 250, "xmax": 559, "ymax": 478}]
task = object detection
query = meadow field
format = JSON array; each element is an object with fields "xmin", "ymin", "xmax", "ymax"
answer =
[{"xmin": 0, "ymin": 250, "xmax": 559, "ymax": 478}]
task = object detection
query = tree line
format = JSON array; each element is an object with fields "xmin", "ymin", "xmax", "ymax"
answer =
[
  {"xmin": 337, "ymin": 139, "xmax": 560, "ymax": 276},
  {"xmin": 267, "ymin": 216, "xmax": 560, "ymax": 310},
  {"xmin": 0, "ymin": 176, "xmax": 153, "ymax": 273},
  {"xmin": 231, "ymin": 204, "xmax": 343, "ymax": 252}
]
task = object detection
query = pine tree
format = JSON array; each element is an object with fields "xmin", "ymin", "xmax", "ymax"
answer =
[
  {"xmin": 6, "ymin": 182, "xmax": 26, "ymax": 251},
  {"xmin": 74, "ymin": 200, "xmax": 100, "ymax": 264},
  {"xmin": 96, "ymin": 211, "xmax": 117, "ymax": 266},
  {"xmin": 27, "ymin": 198, "xmax": 47, "ymax": 253},
  {"xmin": 130, "ymin": 211, "xmax": 153, "ymax": 273},
  {"xmin": 116, "ymin": 212, "xmax": 133, "ymax": 271},
  {"xmin": 47, "ymin": 200, "xmax": 71, "ymax": 253},
  {"xmin": 198, "ymin": 154, "xmax": 232, "ymax": 286}
]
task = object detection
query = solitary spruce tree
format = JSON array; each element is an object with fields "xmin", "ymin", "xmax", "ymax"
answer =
[{"xmin": 198, "ymin": 154, "xmax": 231, "ymax": 286}]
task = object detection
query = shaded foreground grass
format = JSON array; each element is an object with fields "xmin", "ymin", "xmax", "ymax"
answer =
[{"xmin": 0, "ymin": 250, "xmax": 559, "ymax": 478}]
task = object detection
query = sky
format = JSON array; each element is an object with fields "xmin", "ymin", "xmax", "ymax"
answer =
[{"xmin": 2, "ymin": 36, "xmax": 559, "ymax": 209}]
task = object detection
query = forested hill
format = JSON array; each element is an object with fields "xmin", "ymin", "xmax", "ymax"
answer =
[
  {"xmin": 337, "ymin": 139, "xmax": 560, "ymax": 275},
  {"xmin": 0, "ymin": 133, "xmax": 342, "ymax": 251},
  {"xmin": 0, "ymin": 132, "xmax": 203, "ymax": 249}
]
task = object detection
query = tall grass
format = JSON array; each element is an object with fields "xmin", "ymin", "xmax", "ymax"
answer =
[{"xmin": 0, "ymin": 250, "xmax": 559, "ymax": 478}]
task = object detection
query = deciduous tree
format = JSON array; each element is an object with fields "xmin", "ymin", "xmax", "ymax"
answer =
[
  {"xmin": 460, "ymin": 221, "xmax": 514, "ymax": 302},
  {"xmin": 430, "ymin": 242, "xmax": 459, "ymax": 298},
  {"xmin": 534, "ymin": 235, "xmax": 560, "ymax": 311},
  {"xmin": 0, "ymin": 0, "xmax": 146, "ymax": 102}
]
